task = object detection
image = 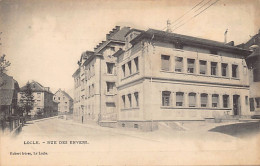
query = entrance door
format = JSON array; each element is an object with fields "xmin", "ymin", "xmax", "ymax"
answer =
[{"xmin": 233, "ymin": 95, "xmax": 240, "ymax": 115}]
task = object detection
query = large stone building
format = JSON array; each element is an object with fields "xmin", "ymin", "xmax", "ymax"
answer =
[
  {"xmin": 72, "ymin": 26, "xmax": 130, "ymax": 126},
  {"xmin": 53, "ymin": 89, "xmax": 73, "ymax": 114},
  {"xmin": 18, "ymin": 81, "xmax": 58, "ymax": 118},
  {"xmin": 114, "ymin": 29, "xmax": 252, "ymax": 131}
]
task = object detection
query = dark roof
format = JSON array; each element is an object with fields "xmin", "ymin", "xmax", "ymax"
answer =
[
  {"xmin": 20, "ymin": 81, "xmax": 51, "ymax": 93},
  {"xmin": 124, "ymin": 28, "xmax": 144, "ymax": 37},
  {"xmin": 0, "ymin": 74, "xmax": 19, "ymax": 106},
  {"xmin": 130, "ymin": 29, "xmax": 252, "ymax": 56},
  {"xmin": 94, "ymin": 26, "xmax": 130, "ymax": 53},
  {"xmin": 72, "ymin": 68, "xmax": 80, "ymax": 77}
]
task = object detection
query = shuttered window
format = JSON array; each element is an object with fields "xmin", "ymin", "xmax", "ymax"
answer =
[
  {"xmin": 175, "ymin": 57, "xmax": 183, "ymax": 72},
  {"xmin": 162, "ymin": 91, "xmax": 171, "ymax": 106},
  {"xmin": 211, "ymin": 62, "xmax": 217, "ymax": 76},
  {"xmin": 176, "ymin": 92, "xmax": 184, "ymax": 106},
  {"xmin": 128, "ymin": 94, "xmax": 132, "ymax": 108},
  {"xmin": 221, "ymin": 63, "xmax": 228, "ymax": 76},
  {"xmin": 187, "ymin": 59, "xmax": 195, "ymax": 73},
  {"xmin": 161, "ymin": 55, "xmax": 170, "ymax": 71},
  {"xmin": 134, "ymin": 57, "xmax": 139, "ymax": 72},
  {"xmin": 199, "ymin": 60, "xmax": 207, "ymax": 74},
  {"xmin": 122, "ymin": 64, "xmax": 125, "ymax": 77},
  {"xmin": 134, "ymin": 92, "xmax": 139, "ymax": 107},
  {"xmin": 212, "ymin": 94, "xmax": 219, "ymax": 107},
  {"xmin": 250, "ymin": 98, "xmax": 255, "ymax": 111},
  {"xmin": 200, "ymin": 93, "xmax": 208, "ymax": 107},
  {"xmin": 189, "ymin": 93, "xmax": 196, "ymax": 107}
]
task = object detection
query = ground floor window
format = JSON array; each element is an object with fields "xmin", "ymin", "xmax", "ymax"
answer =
[
  {"xmin": 188, "ymin": 93, "xmax": 196, "ymax": 107},
  {"xmin": 162, "ymin": 91, "xmax": 171, "ymax": 106},
  {"xmin": 200, "ymin": 93, "xmax": 208, "ymax": 107},
  {"xmin": 255, "ymin": 98, "xmax": 260, "ymax": 108},
  {"xmin": 176, "ymin": 92, "xmax": 184, "ymax": 106},
  {"xmin": 250, "ymin": 98, "xmax": 255, "ymax": 111},
  {"xmin": 212, "ymin": 94, "xmax": 219, "ymax": 108},
  {"xmin": 223, "ymin": 95, "xmax": 229, "ymax": 108}
]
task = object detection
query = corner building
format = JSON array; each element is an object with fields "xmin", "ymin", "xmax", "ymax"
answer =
[
  {"xmin": 72, "ymin": 26, "xmax": 130, "ymax": 126},
  {"xmin": 114, "ymin": 29, "xmax": 252, "ymax": 131}
]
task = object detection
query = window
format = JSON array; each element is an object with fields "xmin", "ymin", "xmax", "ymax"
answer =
[
  {"xmin": 106, "ymin": 82, "xmax": 115, "ymax": 93},
  {"xmin": 58, "ymin": 97, "xmax": 60, "ymax": 100},
  {"xmin": 187, "ymin": 59, "xmax": 195, "ymax": 73},
  {"xmin": 176, "ymin": 92, "xmax": 184, "ymax": 106},
  {"xmin": 212, "ymin": 94, "xmax": 219, "ymax": 107},
  {"xmin": 250, "ymin": 98, "xmax": 255, "ymax": 111},
  {"xmin": 122, "ymin": 123, "xmax": 125, "ymax": 127},
  {"xmin": 245, "ymin": 96, "xmax": 248, "ymax": 105},
  {"xmin": 106, "ymin": 102, "xmax": 116, "ymax": 107},
  {"xmin": 107, "ymin": 63, "xmax": 114, "ymax": 74},
  {"xmin": 128, "ymin": 61, "xmax": 132, "ymax": 75},
  {"xmin": 255, "ymin": 98, "xmax": 260, "ymax": 108},
  {"xmin": 221, "ymin": 63, "xmax": 228, "ymax": 77},
  {"xmin": 162, "ymin": 91, "xmax": 171, "ymax": 106},
  {"xmin": 199, "ymin": 60, "xmax": 207, "ymax": 75},
  {"xmin": 134, "ymin": 92, "xmax": 139, "ymax": 107},
  {"xmin": 161, "ymin": 55, "xmax": 170, "ymax": 71},
  {"xmin": 122, "ymin": 95, "xmax": 126, "ymax": 108},
  {"xmin": 122, "ymin": 64, "xmax": 126, "ymax": 77},
  {"xmin": 134, "ymin": 124, "xmax": 139, "ymax": 128},
  {"xmin": 54, "ymin": 97, "xmax": 56, "ymax": 100},
  {"xmin": 211, "ymin": 62, "xmax": 217, "ymax": 76},
  {"xmin": 223, "ymin": 95, "xmax": 229, "ymax": 108},
  {"xmin": 128, "ymin": 94, "xmax": 132, "ymax": 108},
  {"xmin": 134, "ymin": 57, "xmax": 139, "ymax": 72},
  {"xmin": 188, "ymin": 93, "xmax": 196, "ymax": 107},
  {"xmin": 253, "ymin": 68, "xmax": 260, "ymax": 82},
  {"xmin": 200, "ymin": 93, "xmax": 208, "ymax": 107},
  {"xmin": 65, "ymin": 102, "xmax": 67, "ymax": 104},
  {"xmin": 110, "ymin": 47, "xmax": 115, "ymax": 52},
  {"xmin": 232, "ymin": 64, "xmax": 238, "ymax": 78},
  {"xmin": 92, "ymin": 84, "xmax": 95, "ymax": 96},
  {"xmin": 175, "ymin": 57, "xmax": 183, "ymax": 72},
  {"xmin": 37, "ymin": 93, "xmax": 41, "ymax": 98}
]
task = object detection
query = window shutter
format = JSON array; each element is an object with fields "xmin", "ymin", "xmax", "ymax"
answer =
[
  {"xmin": 212, "ymin": 95, "xmax": 218, "ymax": 103},
  {"xmin": 201, "ymin": 94, "xmax": 208, "ymax": 104}
]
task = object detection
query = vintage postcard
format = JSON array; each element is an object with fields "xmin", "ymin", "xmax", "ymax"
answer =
[{"xmin": 0, "ymin": 0, "xmax": 260, "ymax": 165}]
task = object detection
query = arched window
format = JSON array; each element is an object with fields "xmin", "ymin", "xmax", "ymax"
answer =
[
  {"xmin": 162, "ymin": 91, "xmax": 171, "ymax": 106},
  {"xmin": 189, "ymin": 93, "xmax": 196, "ymax": 107},
  {"xmin": 200, "ymin": 93, "xmax": 208, "ymax": 107}
]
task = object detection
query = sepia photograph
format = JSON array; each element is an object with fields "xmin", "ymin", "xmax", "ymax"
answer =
[{"xmin": 0, "ymin": 0, "xmax": 260, "ymax": 165}]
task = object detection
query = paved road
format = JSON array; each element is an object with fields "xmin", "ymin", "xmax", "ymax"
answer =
[{"xmin": 1, "ymin": 118, "xmax": 259, "ymax": 166}]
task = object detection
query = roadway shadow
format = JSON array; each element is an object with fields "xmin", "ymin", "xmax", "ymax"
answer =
[{"xmin": 209, "ymin": 121, "xmax": 260, "ymax": 139}]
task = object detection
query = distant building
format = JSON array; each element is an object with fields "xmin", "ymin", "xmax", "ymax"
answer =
[
  {"xmin": 0, "ymin": 73, "xmax": 21, "ymax": 133},
  {"xmin": 114, "ymin": 28, "xmax": 252, "ymax": 131},
  {"xmin": 53, "ymin": 89, "xmax": 73, "ymax": 114},
  {"xmin": 72, "ymin": 26, "xmax": 130, "ymax": 126},
  {"xmin": 240, "ymin": 30, "xmax": 260, "ymax": 115},
  {"xmin": 18, "ymin": 81, "xmax": 58, "ymax": 117}
]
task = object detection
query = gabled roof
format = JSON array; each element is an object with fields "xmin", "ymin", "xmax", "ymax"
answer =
[
  {"xmin": 54, "ymin": 89, "xmax": 73, "ymax": 101},
  {"xmin": 130, "ymin": 29, "xmax": 252, "ymax": 56},
  {"xmin": 20, "ymin": 81, "xmax": 51, "ymax": 93}
]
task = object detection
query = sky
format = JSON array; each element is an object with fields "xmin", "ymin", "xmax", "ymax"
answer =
[{"xmin": 0, "ymin": 0, "xmax": 259, "ymax": 97}]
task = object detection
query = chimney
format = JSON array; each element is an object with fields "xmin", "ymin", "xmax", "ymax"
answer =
[{"xmin": 224, "ymin": 29, "xmax": 228, "ymax": 43}]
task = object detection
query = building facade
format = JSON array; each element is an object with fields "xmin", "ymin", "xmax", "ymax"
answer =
[
  {"xmin": 241, "ymin": 30, "xmax": 260, "ymax": 115},
  {"xmin": 0, "ymin": 73, "xmax": 22, "ymax": 134},
  {"xmin": 18, "ymin": 81, "xmax": 58, "ymax": 118},
  {"xmin": 53, "ymin": 89, "xmax": 73, "ymax": 114},
  {"xmin": 114, "ymin": 29, "xmax": 252, "ymax": 131},
  {"xmin": 72, "ymin": 26, "xmax": 130, "ymax": 126}
]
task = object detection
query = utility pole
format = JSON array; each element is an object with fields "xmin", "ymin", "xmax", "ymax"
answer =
[{"xmin": 166, "ymin": 20, "xmax": 172, "ymax": 33}]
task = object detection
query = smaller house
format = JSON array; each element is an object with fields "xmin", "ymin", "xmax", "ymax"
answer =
[
  {"xmin": 18, "ymin": 81, "xmax": 58, "ymax": 118},
  {"xmin": 53, "ymin": 89, "xmax": 73, "ymax": 114},
  {"xmin": 0, "ymin": 73, "xmax": 22, "ymax": 134}
]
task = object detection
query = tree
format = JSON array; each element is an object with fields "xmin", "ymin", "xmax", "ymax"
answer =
[
  {"xmin": 19, "ymin": 82, "xmax": 35, "ymax": 116},
  {"xmin": 0, "ymin": 54, "xmax": 11, "ymax": 76}
]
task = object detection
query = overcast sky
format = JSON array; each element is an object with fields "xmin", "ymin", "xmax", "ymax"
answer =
[{"xmin": 0, "ymin": 0, "xmax": 259, "ymax": 96}]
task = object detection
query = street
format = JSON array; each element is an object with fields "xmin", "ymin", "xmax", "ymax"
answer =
[{"xmin": 1, "ymin": 118, "xmax": 260, "ymax": 165}]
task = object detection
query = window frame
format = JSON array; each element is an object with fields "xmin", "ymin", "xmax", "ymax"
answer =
[{"xmin": 162, "ymin": 91, "xmax": 171, "ymax": 106}]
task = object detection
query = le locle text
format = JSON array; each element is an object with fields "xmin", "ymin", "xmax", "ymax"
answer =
[{"xmin": 24, "ymin": 140, "xmax": 89, "ymax": 144}]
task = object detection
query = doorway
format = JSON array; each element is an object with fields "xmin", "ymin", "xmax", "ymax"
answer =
[{"xmin": 233, "ymin": 95, "xmax": 240, "ymax": 115}]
